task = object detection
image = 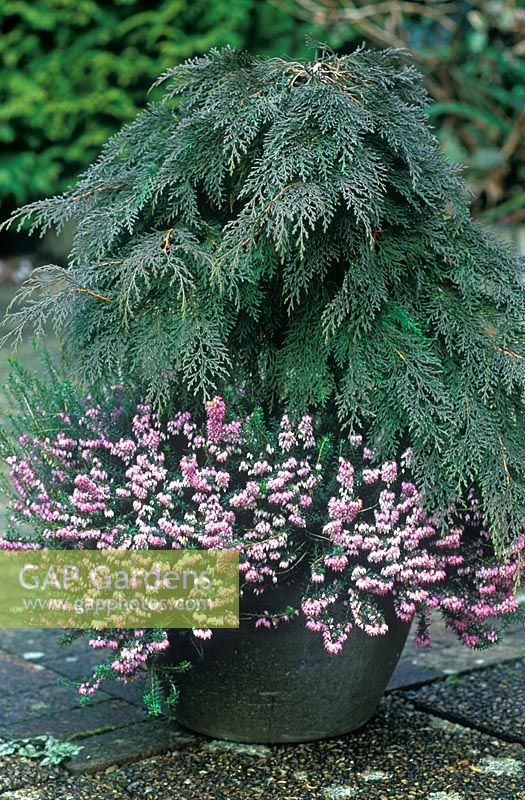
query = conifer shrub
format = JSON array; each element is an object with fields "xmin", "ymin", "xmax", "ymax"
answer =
[{"xmin": 3, "ymin": 45, "xmax": 525, "ymax": 554}]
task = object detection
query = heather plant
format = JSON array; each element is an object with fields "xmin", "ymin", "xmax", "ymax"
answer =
[
  {"xmin": 1, "ymin": 366, "xmax": 523, "ymax": 712},
  {"xmin": 3, "ymin": 45, "xmax": 525, "ymax": 555}
]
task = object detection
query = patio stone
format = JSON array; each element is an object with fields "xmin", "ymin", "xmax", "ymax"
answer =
[
  {"xmin": 390, "ymin": 615, "xmax": 525, "ymax": 685},
  {"xmin": 0, "ymin": 631, "xmax": 65, "ymax": 659},
  {"xmin": 0, "ymin": 651, "xmax": 58, "ymax": 696},
  {"xmin": 39, "ymin": 650, "xmax": 109, "ymax": 682},
  {"xmin": 0, "ymin": 699, "xmax": 146, "ymax": 740},
  {"xmin": 0, "ymin": 683, "xmax": 111, "ymax": 724},
  {"xmin": 407, "ymin": 660, "xmax": 525, "ymax": 744},
  {"xmin": 65, "ymin": 719, "xmax": 196, "ymax": 775}
]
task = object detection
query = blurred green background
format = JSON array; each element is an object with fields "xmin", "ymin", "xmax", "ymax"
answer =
[{"xmin": 0, "ymin": 0, "xmax": 524, "ymax": 229}]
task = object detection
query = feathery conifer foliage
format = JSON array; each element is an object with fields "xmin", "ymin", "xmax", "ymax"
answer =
[{"xmin": 3, "ymin": 44, "xmax": 525, "ymax": 552}]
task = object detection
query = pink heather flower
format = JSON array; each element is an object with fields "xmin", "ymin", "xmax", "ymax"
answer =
[
  {"xmin": 323, "ymin": 638, "xmax": 346, "ymax": 654},
  {"xmin": 364, "ymin": 622, "xmax": 389, "ymax": 636},
  {"xmin": 205, "ymin": 396, "xmax": 226, "ymax": 443},
  {"xmin": 192, "ymin": 628, "xmax": 212, "ymax": 640},
  {"xmin": 0, "ymin": 539, "xmax": 41, "ymax": 550},
  {"xmin": 380, "ymin": 461, "xmax": 397, "ymax": 485},
  {"xmin": 362, "ymin": 468, "xmax": 380, "ymax": 485},
  {"xmin": 252, "ymin": 460, "xmax": 272, "ymax": 476},
  {"xmin": 3, "ymin": 387, "xmax": 523, "ymax": 702},
  {"xmin": 328, "ymin": 496, "xmax": 362, "ymax": 523},
  {"xmin": 413, "ymin": 633, "xmax": 431, "ymax": 648},
  {"xmin": 337, "ymin": 458, "xmax": 355, "ymax": 493},
  {"xmin": 278, "ymin": 430, "xmax": 297, "ymax": 452},
  {"xmin": 297, "ymin": 416, "xmax": 315, "ymax": 447},
  {"xmin": 441, "ymin": 596, "xmax": 464, "ymax": 612},
  {"xmin": 156, "ymin": 492, "xmax": 173, "ymax": 508},
  {"xmin": 324, "ymin": 553, "xmax": 348, "ymax": 571},
  {"xmin": 79, "ymin": 679, "xmax": 102, "ymax": 696}
]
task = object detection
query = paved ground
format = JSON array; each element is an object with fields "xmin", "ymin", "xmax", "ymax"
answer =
[{"xmin": 0, "ymin": 617, "xmax": 524, "ymax": 799}]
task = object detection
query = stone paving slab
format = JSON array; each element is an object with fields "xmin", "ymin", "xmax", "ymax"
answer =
[
  {"xmin": 99, "ymin": 696, "xmax": 525, "ymax": 800},
  {"xmin": 0, "ymin": 683, "xmax": 112, "ymax": 724},
  {"xmin": 98, "ymin": 681, "xmax": 142, "ymax": 705},
  {"xmin": 408, "ymin": 660, "xmax": 525, "ymax": 745},
  {"xmin": 0, "ymin": 630, "xmax": 67, "ymax": 658},
  {"xmin": 0, "ymin": 631, "xmax": 142, "ymax": 703},
  {"xmin": 38, "ymin": 651, "xmax": 111, "ymax": 682},
  {"xmin": 0, "ymin": 630, "xmax": 107, "ymax": 682},
  {"xmin": 387, "ymin": 661, "xmax": 442, "ymax": 691},
  {"xmin": 0, "ymin": 651, "xmax": 58, "ymax": 696},
  {"xmin": 0, "ymin": 699, "xmax": 146, "ymax": 740},
  {"xmin": 390, "ymin": 614, "xmax": 525, "ymax": 688},
  {"xmin": 65, "ymin": 719, "xmax": 196, "ymax": 775}
]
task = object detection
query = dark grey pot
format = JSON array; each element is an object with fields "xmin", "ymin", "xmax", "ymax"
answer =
[{"xmin": 167, "ymin": 589, "xmax": 410, "ymax": 743}]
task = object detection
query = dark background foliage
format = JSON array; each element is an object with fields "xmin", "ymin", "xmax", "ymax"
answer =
[
  {"xmin": 1, "ymin": 1, "xmax": 524, "ymax": 225},
  {"xmin": 0, "ymin": 0, "xmax": 317, "ymax": 213}
]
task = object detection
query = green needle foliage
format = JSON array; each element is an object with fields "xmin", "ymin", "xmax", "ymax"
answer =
[{"xmin": 3, "ymin": 44, "xmax": 525, "ymax": 552}]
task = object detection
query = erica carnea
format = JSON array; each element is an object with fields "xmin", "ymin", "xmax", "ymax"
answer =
[{"xmin": 1, "ymin": 375, "xmax": 523, "ymax": 706}]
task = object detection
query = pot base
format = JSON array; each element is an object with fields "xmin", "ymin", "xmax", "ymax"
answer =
[{"xmin": 167, "ymin": 600, "xmax": 410, "ymax": 743}]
